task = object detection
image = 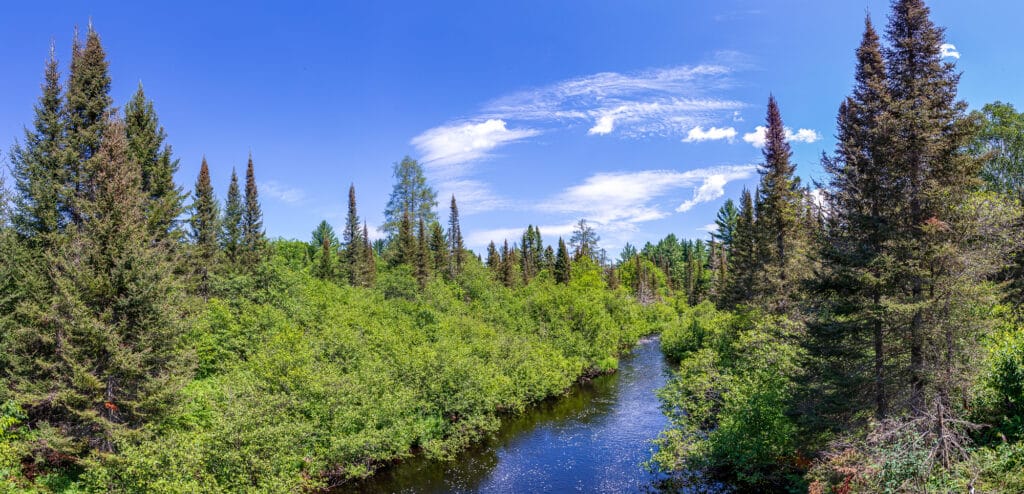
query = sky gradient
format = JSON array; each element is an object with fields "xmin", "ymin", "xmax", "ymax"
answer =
[{"xmin": 1, "ymin": 1, "xmax": 1021, "ymax": 255}]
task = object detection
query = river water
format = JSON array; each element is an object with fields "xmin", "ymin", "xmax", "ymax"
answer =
[{"xmin": 355, "ymin": 335, "xmax": 674, "ymax": 493}]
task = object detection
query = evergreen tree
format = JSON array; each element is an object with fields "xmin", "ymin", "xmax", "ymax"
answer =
[
  {"xmin": 10, "ymin": 43, "xmax": 68, "ymax": 241},
  {"xmin": 189, "ymin": 157, "xmax": 219, "ymax": 295},
  {"xmin": 341, "ymin": 184, "xmax": 363, "ymax": 284},
  {"xmin": 390, "ymin": 209, "xmax": 416, "ymax": 267},
  {"xmin": 429, "ymin": 221, "xmax": 449, "ymax": 273},
  {"xmin": 752, "ymin": 96, "xmax": 809, "ymax": 314},
  {"xmin": 361, "ymin": 222, "xmax": 377, "ymax": 287},
  {"xmin": 447, "ymin": 195, "xmax": 466, "ymax": 277},
  {"xmin": 65, "ymin": 24, "xmax": 113, "ymax": 226},
  {"xmin": 554, "ymin": 237, "xmax": 571, "ymax": 284},
  {"xmin": 124, "ymin": 83, "xmax": 185, "ymax": 242},
  {"xmin": 9, "ymin": 118, "xmax": 187, "ymax": 455},
  {"xmin": 521, "ymin": 225, "xmax": 538, "ymax": 283},
  {"xmin": 712, "ymin": 199, "xmax": 739, "ymax": 249},
  {"xmin": 486, "ymin": 241, "xmax": 499, "ymax": 271},
  {"xmin": 721, "ymin": 188, "xmax": 757, "ymax": 308},
  {"xmin": 498, "ymin": 240, "xmax": 516, "ymax": 287},
  {"xmin": 220, "ymin": 168, "xmax": 243, "ymax": 265},
  {"xmin": 310, "ymin": 220, "xmax": 338, "ymax": 265},
  {"xmin": 415, "ymin": 218, "xmax": 431, "ymax": 288},
  {"xmin": 383, "ymin": 156, "xmax": 436, "ymax": 237},
  {"xmin": 543, "ymin": 245, "xmax": 555, "ymax": 270},
  {"xmin": 315, "ymin": 236, "xmax": 334, "ymax": 280},
  {"xmin": 240, "ymin": 154, "xmax": 266, "ymax": 268}
]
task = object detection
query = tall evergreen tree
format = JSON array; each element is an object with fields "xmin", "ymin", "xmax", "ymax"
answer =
[
  {"xmin": 752, "ymin": 96, "xmax": 809, "ymax": 314},
  {"xmin": 10, "ymin": 43, "xmax": 68, "ymax": 241},
  {"xmin": 390, "ymin": 209, "xmax": 416, "ymax": 267},
  {"xmin": 486, "ymin": 241, "xmax": 499, "ymax": 271},
  {"xmin": 65, "ymin": 24, "xmax": 113, "ymax": 226},
  {"xmin": 315, "ymin": 236, "xmax": 334, "ymax": 280},
  {"xmin": 9, "ymin": 119, "xmax": 188, "ymax": 455},
  {"xmin": 361, "ymin": 222, "xmax": 377, "ymax": 287},
  {"xmin": 721, "ymin": 188, "xmax": 757, "ymax": 308},
  {"xmin": 189, "ymin": 157, "xmax": 219, "ymax": 295},
  {"xmin": 341, "ymin": 184, "xmax": 363, "ymax": 284},
  {"xmin": 383, "ymin": 156, "xmax": 436, "ymax": 237},
  {"xmin": 712, "ymin": 199, "xmax": 739, "ymax": 249},
  {"xmin": 241, "ymin": 154, "xmax": 266, "ymax": 268},
  {"xmin": 554, "ymin": 237, "xmax": 571, "ymax": 284},
  {"xmin": 429, "ymin": 221, "xmax": 449, "ymax": 273},
  {"xmin": 220, "ymin": 168, "xmax": 243, "ymax": 265},
  {"xmin": 447, "ymin": 195, "xmax": 465, "ymax": 277},
  {"xmin": 414, "ymin": 218, "xmax": 431, "ymax": 288},
  {"xmin": 570, "ymin": 219, "xmax": 600, "ymax": 262}
]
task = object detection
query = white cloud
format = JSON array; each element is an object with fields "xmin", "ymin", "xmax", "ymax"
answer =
[
  {"xmin": 436, "ymin": 179, "xmax": 509, "ymax": 215},
  {"xmin": 940, "ymin": 43, "xmax": 960, "ymax": 59},
  {"xmin": 683, "ymin": 126, "xmax": 737, "ymax": 143},
  {"xmin": 260, "ymin": 181, "xmax": 305, "ymax": 204},
  {"xmin": 677, "ymin": 174, "xmax": 730, "ymax": 212},
  {"xmin": 480, "ymin": 62, "xmax": 744, "ymax": 138},
  {"xmin": 742, "ymin": 125, "xmax": 821, "ymax": 147},
  {"xmin": 589, "ymin": 115, "xmax": 616, "ymax": 135},
  {"xmin": 698, "ymin": 223, "xmax": 719, "ymax": 232},
  {"xmin": 411, "ymin": 119, "xmax": 540, "ymax": 173},
  {"xmin": 732, "ymin": 110, "xmax": 744, "ymax": 122}
]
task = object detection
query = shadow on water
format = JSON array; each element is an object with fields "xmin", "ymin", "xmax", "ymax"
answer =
[{"xmin": 351, "ymin": 335, "xmax": 704, "ymax": 493}]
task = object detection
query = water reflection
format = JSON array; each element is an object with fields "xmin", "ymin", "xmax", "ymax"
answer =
[{"xmin": 354, "ymin": 336, "xmax": 676, "ymax": 493}]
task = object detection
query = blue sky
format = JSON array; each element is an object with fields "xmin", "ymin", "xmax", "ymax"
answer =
[{"xmin": 1, "ymin": 1, "xmax": 1021, "ymax": 256}]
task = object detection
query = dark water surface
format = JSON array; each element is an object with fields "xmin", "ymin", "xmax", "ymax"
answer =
[{"xmin": 354, "ymin": 336, "xmax": 673, "ymax": 493}]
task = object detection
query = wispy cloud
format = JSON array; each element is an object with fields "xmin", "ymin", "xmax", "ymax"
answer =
[
  {"xmin": 683, "ymin": 126, "xmax": 737, "ymax": 143},
  {"xmin": 435, "ymin": 179, "xmax": 510, "ymax": 216},
  {"xmin": 411, "ymin": 119, "xmax": 539, "ymax": 176},
  {"xmin": 940, "ymin": 43, "xmax": 960, "ymax": 59},
  {"xmin": 742, "ymin": 125, "xmax": 820, "ymax": 147},
  {"xmin": 260, "ymin": 180, "xmax": 306, "ymax": 204},
  {"xmin": 698, "ymin": 223, "xmax": 719, "ymax": 232}
]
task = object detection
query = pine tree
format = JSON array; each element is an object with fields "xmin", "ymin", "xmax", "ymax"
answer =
[
  {"xmin": 310, "ymin": 220, "xmax": 339, "ymax": 260},
  {"xmin": 65, "ymin": 23, "xmax": 113, "ymax": 226},
  {"xmin": 9, "ymin": 118, "xmax": 187, "ymax": 454},
  {"xmin": 752, "ymin": 96, "xmax": 809, "ymax": 313},
  {"xmin": 220, "ymin": 168, "xmax": 243, "ymax": 265},
  {"xmin": 499, "ymin": 239, "xmax": 515, "ymax": 287},
  {"xmin": 383, "ymin": 156, "xmax": 436, "ymax": 237},
  {"xmin": 554, "ymin": 237, "xmax": 571, "ymax": 284},
  {"xmin": 341, "ymin": 184, "xmax": 363, "ymax": 284},
  {"xmin": 190, "ymin": 157, "xmax": 219, "ymax": 296},
  {"xmin": 240, "ymin": 154, "xmax": 266, "ymax": 269},
  {"xmin": 569, "ymin": 219, "xmax": 599, "ymax": 262},
  {"xmin": 521, "ymin": 225, "xmax": 537, "ymax": 283},
  {"xmin": 10, "ymin": 43, "xmax": 68, "ymax": 241},
  {"xmin": 712, "ymin": 199, "xmax": 739, "ymax": 249}
]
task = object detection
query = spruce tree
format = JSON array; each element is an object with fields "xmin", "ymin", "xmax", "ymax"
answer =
[
  {"xmin": 9, "ymin": 119, "xmax": 187, "ymax": 454},
  {"xmin": 554, "ymin": 237, "xmax": 571, "ymax": 284},
  {"xmin": 65, "ymin": 24, "xmax": 113, "ymax": 226},
  {"xmin": 447, "ymin": 195, "xmax": 465, "ymax": 277},
  {"xmin": 414, "ymin": 218, "xmax": 431, "ymax": 288},
  {"xmin": 712, "ymin": 199, "xmax": 739, "ymax": 249},
  {"xmin": 220, "ymin": 168, "xmax": 243, "ymax": 265},
  {"xmin": 315, "ymin": 236, "xmax": 334, "ymax": 280},
  {"xmin": 486, "ymin": 241, "xmax": 499, "ymax": 271},
  {"xmin": 310, "ymin": 220, "xmax": 339, "ymax": 261},
  {"xmin": 429, "ymin": 221, "xmax": 449, "ymax": 273},
  {"xmin": 721, "ymin": 188, "xmax": 757, "ymax": 308},
  {"xmin": 361, "ymin": 222, "xmax": 376, "ymax": 287},
  {"xmin": 499, "ymin": 239, "xmax": 515, "ymax": 287},
  {"xmin": 241, "ymin": 154, "xmax": 266, "ymax": 268},
  {"xmin": 124, "ymin": 83, "xmax": 185, "ymax": 243},
  {"xmin": 390, "ymin": 209, "xmax": 415, "ymax": 267},
  {"xmin": 190, "ymin": 157, "xmax": 219, "ymax": 295},
  {"xmin": 10, "ymin": 43, "xmax": 68, "ymax": 241},
  {"xmin": 521, "ymin": 225, "xmax": 537, "ymax": 283},
  {"xmin": 752, "ymin": 96, "xmax": 809, "ymax": 314},
  {"xmin": 341, "ymin": 184, "xmax": 363, "ymax": 284}
]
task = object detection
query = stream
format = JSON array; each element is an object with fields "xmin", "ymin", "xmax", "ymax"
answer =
[{"xmin": 355, "ymin": 335, "xmax": 675, "ymax": 493}]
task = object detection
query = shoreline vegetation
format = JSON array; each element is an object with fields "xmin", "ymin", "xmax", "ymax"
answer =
[{"xmin": 2, "ymin": 1, "xmax": 1024, "ymax": 493}]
